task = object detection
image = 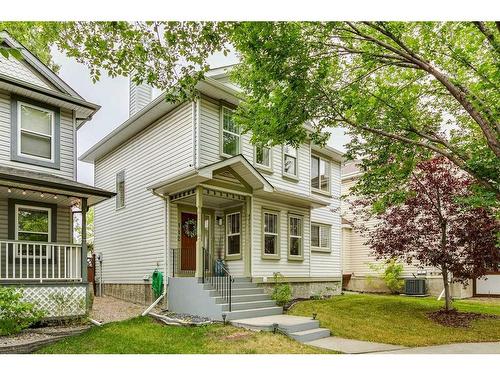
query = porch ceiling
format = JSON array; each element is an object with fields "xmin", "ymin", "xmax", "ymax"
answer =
[
  {"xmin": 0, "ymin": 165, "xmax": 115, "ymax": 207},
  {"xmin": 172, "ymin": 187, "xmax": 246, "ymax": 209}
]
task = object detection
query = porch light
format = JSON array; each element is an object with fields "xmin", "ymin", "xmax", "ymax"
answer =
[
  {"xmin": 7, "ymin": 187, "xmax": 11, "ymax": 193},
  {"xmin": 22, "ymin": 190, "xmax": 26, "ymax": 195},
  {"xmin": 40, "ymin": 193, "xmax": 44, "ymax": 198},
  {"xmin": 53, "ymin": 195, "xmax": 58, "ymax": 199}
]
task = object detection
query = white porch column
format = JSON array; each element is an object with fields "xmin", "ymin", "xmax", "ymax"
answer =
[
  {"xmin": 244, "ymin": 195, "xmax": 252, "ymax": 277},
  {"xmin": 195, "ymin": 186, "xmax": 203, "ymax": 278}
]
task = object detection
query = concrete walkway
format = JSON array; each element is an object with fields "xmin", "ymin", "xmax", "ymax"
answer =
[
  {"xmin": 388, "ymin": 342, "xmax": 500, "ymax": 354},
  {"xmin": 307, "ymin": 336, "xmax": 500, "ymax": 354},
  {"xmin": 307, "ymin": 337, "xmax": 406, "ymax": 354}
]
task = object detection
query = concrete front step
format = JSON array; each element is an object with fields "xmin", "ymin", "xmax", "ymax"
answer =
[
  {"xmin": 208, "ymin": 287, "xmax": 265, "ymax": 297},
  {"xmin": 204, "ymin": 282, "xmax": 256, "ymax": 290},
  {"xmin": 232, "ymin": 315, "xmax": 321, "ymax": 333},
  {"xmin": 215, "ymin": 294, "xmax": 271, "ymax": 304},
  {"xmin": 289, "ymin": 328, "xmax": 331, "ymax": 343},
  {"xmin": 221, "ymin": 299, "xmax": 277, "ymax": 311},
  {"xmin": 226, "ymin": 306, "xmax": 283, "ymax": 320}
]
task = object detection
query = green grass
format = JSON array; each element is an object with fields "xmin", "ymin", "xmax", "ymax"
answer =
[
  {"xmin": 289, "ymin": 294, "xmax": 500, "ymax": 347},
  {"xmin": 37, "ymin": 316, "xmax": 331, "ymax": 354}
]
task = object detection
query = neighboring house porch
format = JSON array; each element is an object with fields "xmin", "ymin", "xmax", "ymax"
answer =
[{"xmin": 0, "ymin": 165, "xmax": 114, "ymax": 317}]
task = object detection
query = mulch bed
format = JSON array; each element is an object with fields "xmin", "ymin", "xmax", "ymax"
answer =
[
  {"xmin": 0, "ymin": 324, "xmax": 91, "ymax": 354},
  {"xmin": 427, "ymin": 309, "xmax": 499, "ymax": 328}
]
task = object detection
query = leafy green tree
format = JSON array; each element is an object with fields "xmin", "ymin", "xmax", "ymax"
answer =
[{"xmin": 2, "ymin": 22, "xmax": 498, "ymax": 209}]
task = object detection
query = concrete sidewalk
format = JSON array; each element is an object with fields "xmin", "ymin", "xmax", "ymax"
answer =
[
  {"xmin": 307, "ymin": 336, "xmax": 500, "ymax": 354},
  {"xmin": 388, "ymin": 342, "xmax": 500, "ymax": 354},
  {"xmin": 307, "ymin": 337, "xmax": 406, "ymax": 354}
]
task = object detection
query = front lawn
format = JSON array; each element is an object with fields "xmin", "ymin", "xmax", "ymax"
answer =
[
  {"xmin": 289, "ymin": 294, "xmax": 500, "ymax": 347},
  {"xmin": 37, "ymin": 316, "xmax": 331, "ymax": 354}
]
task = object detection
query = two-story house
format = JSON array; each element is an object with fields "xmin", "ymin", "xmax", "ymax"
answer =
[
  {"xmin": 0, "ymin": 31, "xmax": 114, "ymax": 317},
  {"xmin": 81, "ymin": 65, "xmax": 344, "ymax": 320}
]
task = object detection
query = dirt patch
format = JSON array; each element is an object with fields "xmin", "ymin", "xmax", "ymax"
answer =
[
  {"xmin": 220, "ymin": 331, "xmax": 253, "ymax": 341},
  {"xmin": 91, "ymin": 296, "xmax": 147, "ymax": 323},
  {"xmin": 427, "ymin": 309, "xmax": 498, "ymax": 328}
]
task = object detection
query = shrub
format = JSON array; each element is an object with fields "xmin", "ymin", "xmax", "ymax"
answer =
[
  {"xmin": 382, "ymin": 259, "xmax": 405, "ymax": 294},
  {"xmin": 0, "ymin": 287, "xmax": 45, "ymax": 336},
  {"xmin": 271, "ymin": 273, "xmax": 292, "ymax": 306}
]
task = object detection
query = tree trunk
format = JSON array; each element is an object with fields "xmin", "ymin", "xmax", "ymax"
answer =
[{"xmin": 441, "ymin": 267, "xmax": 452, "ymax": 311}]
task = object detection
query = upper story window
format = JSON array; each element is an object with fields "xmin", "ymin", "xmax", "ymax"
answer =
[
  {"xmin": 220, "ymin": 107, "xmax": 240, "ymax": 157},
  {"xmin": 11, "ymin": 97, "xmax": 60, "ymax": 169},
  {"xmin": 255, "ymin": 143, "xmax": 272, "ymax": 170},
  {"xmin": 311, "ymin": 155, "xmax": 330, "ymax": 193},
  {"xmin": 282, "ymin": 145, "xmax": 298, "ymax": 178},
  {"xmin": 116, "ymin": 171, "xmax": 125, "ymax": 209}
]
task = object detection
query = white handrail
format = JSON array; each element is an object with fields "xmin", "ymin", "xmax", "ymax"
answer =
[{"xmin": 0, "ymin": 240, "xmax": 83, "ymax": 282}]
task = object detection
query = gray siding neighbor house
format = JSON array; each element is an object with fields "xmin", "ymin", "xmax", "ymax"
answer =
[
  {"xmin": 0, "ymin": 31, "xmax": 114, "ymax": 318},
  {"xmin": 81, "ymin": 65, "xmax": 344, "ymax": 320}
]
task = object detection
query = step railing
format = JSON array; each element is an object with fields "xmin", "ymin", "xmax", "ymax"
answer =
[
  {"xmin": 170, "ymin": 248, "xmax": 196, "ymax": 277},
  {"xmin": 202, "ymin": 247, "xmax": 233, "ymax": 312},
  {"xmin": 0, "ymin": 240, "xmax": 82, "ymax": 282}
]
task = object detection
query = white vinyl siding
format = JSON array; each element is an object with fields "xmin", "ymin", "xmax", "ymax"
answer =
[
  {"xmin": 252, "ymin": 198, "xmax": 311, "ymax": 278},
  {"xmin": 0, "ymin": 90, "xmax": 75, "ymax": 179},
  {"xmin": 198, "ymin": 98, "xmax": 311, "ymax": 196},
  {"xmin": 94, "ymin": 102, "xmax": 194, "ymax": 284},
  {"xmin": 341, "ymin": 176, "xmax": 438, "ymax": 277}
]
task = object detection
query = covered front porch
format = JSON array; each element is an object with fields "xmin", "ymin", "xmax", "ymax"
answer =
[{"xmin": 0, "ymin": 165, "xmax": 114, "ymax": 316}]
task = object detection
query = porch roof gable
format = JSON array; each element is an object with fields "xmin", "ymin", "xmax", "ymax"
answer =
[{"xmin": 149, "ymin": 155, "xmax": 274, "ymax": 196}]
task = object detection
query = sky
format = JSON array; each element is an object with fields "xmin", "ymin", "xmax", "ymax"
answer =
[{"xmin": 51, "ymin": 49, "xmax": 350, "ymax": 185}]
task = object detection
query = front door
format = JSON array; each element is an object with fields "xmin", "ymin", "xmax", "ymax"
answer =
[{"xmin": 180, "ymin": 212, "xmax": 197, "ymax": 271}]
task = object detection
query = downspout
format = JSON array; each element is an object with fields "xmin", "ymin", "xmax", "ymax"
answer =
[{"xmin": 142, "ymin": 189, "xmax": 169, "ymax": 316}]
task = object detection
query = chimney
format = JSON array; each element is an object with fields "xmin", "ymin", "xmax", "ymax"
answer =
[{"xmin": 129, "ymin": 77, "xmax": 153, "ymax": 117}]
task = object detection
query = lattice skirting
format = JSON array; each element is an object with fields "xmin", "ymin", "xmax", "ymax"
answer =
[{"xmin": 18, "ymin": 285, "xmax": 87, "ymax": 318}]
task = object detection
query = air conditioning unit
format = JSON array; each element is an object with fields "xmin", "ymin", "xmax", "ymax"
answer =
[{"xmin": 404, "ymin": 278, "xmax": 426, "ymax": 295}]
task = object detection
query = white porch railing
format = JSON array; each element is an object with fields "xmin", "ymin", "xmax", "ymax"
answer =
[{"xmin": 0, "ymin": 240, "xmax": 82, "ymax": 282}]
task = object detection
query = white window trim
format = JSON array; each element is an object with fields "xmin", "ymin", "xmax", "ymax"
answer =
[
  {"xmin": 282, "ymin": 145, "xmax": 299, "ymax": 179},
  {"xmin": 311, "ymin": 222, "xmax": 331, "ymax": 253},
  {"xmin": 220, "ymin": 106, "xmax": 241, "ymax": 158},
  {"xmin": 288, "ymin": 213, "xmax": 303, "ymax": 260},
  {"xmin": 262, "ymin": 209, "xmax": 280, "ymax": 260},
  {"xmin": 225, "ymin": 211, "xmax": 241, "ymax": 259},
  {"xmin": 116, "ymin": 170, "xmax": 126, "ymax": 210},
  {"xmin": 311, "ymin": 154, "xmax": 331, "ymax": 195},
  {"xmin": 17, "ymin": 101, "xmax": 55, "ymax": 163},
  {"xmin": 15, "ymin": 204, "xmax": 52, "ymax": 258},
  {"xmin": 254, "ymin": 143, "xmax": 273, "ymax": 172}
]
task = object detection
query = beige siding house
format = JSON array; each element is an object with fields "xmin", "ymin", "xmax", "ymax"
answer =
[
  {"xmin": 341, "ymin": 160, "xmax": 473, "ymax": 298},
  {"xmin": 81, "ymin": 67, "xmax": 344, "ymax": 319},
  {"xmin": 0, "ymin": 32, "xmax": 114, "ymax": 317}
]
